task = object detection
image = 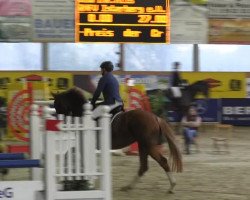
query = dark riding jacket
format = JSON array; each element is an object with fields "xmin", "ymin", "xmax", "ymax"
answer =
[
  {"xmin": 91, "ymin": 72, "xmax": 122, "ymax": 106},
  {"xmin": 171, "ymin": 71, "xmax": 182, "ymax": 87}
]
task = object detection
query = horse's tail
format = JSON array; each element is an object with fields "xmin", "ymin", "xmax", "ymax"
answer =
[{"xmin": 159, "ymin": 118, "xmax": 183, "ymax": 173}]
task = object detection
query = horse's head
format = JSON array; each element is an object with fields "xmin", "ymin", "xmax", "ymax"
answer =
[
  {"xmin": 52, "ymin": 91, "xmax": 71, "ymax": 116},
  {"xmin": 52, "ymin": 87, "xmax": 88, "ymax": 116},
  {"xmin": 188, "ymin": 80, "xmax": 210, "ymax": 100}
]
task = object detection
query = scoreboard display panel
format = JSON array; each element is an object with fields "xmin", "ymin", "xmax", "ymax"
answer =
[{"xmin": 75, "ymin": 0, "xmax": 170, "ymax": 43}]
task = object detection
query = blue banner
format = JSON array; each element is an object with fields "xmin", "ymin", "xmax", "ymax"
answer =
[
  {"xmin": 221, "ymin": 98, "xmax": 250, "ymax": 126},
  {"xmin": 168, "ymin": 99, "xmax": 219, "ymax": 122}
]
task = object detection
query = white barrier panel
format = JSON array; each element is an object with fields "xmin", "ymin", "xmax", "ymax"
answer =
[
  {"xmin": 1, "ymin": 103, "xmax": 112, "ymax": 200},
  {"xmin": 44, "ymin": 104, "xmax": 112, "ymax": 200}
]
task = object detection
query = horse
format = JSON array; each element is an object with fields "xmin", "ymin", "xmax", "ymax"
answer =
[
  {"xmin": 148, "ymin": 80, "xmax": 210, "ymax": 120},
  {"xmin": 52, "ymin": 87, "xmax": 183, "ymax": 193},
  {"xmin": 164, "ymin": 80, "xmax": 209, "ymax": 114}
]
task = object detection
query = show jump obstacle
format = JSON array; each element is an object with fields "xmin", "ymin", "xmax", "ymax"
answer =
[{"xmin": 0, "ymin": 103, "xmax": 112, "ymax": 200}]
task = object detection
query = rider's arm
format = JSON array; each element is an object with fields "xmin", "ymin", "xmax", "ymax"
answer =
[{"xmin": 91, "ymin": 76, "xmax": 107, "ymax": 105}]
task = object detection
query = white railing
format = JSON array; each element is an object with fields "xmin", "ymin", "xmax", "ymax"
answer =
[{"xmin": 30, "ymin": 103, "xmax": 112, "ymax": 200}]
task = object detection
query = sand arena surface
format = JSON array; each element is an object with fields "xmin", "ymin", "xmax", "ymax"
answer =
[{"xmin": 2, "ymin": 127, "xmax": 250, "ymax": 200}]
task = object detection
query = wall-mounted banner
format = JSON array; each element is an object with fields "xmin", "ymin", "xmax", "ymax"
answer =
[
  {"xmin": 75, "ymin": 0, "xmax": 170, "ymax": 43},
  {"xmin": 209, "ymin": 19, "xmax": 250, "ymax": 44},
  {"xmin": 182, "ymin": 72, "xmax": 246, "ymax": 98},
  {"xmin": 84, "ymin": 74, "xmax": 170, "ymax": 91},
  {"xmin": 0, "ymin": 181, "xmax": 43, "ymax": 200},
  {"xmin": 168, "ymin": 99, "xmax": 219, "ymax": 122},
  {"xmin": 171, "ymin": 2, "xmax": 208, "ymax": 44},
  {"xmin": 246, "ymin": 78, "xmax": 250, "ymax": 98},
  {"xmin": 32, "ymin": 0, "xmax": 74, "ymax": 42},
  {"xmin": 0, "ymin": 0, "xmax": 32, "ymax": 42},
  {"xmin": 191, "ymin": 0, "xmax": 207, "ymax": 5},
  {"xmin": 208, "ymin": 0, "xmax": 250, "ymax": 44},
  {"xmin": 0, "ymin": 0, "xmax": 31, "ymax": 16},
  {"xmin": 0, "ymin": 72, "xmax": 73, "ymax": 98},
  {"xmin": 126, "ymin": 75, "xmax": 169, "ymax": 90},
  {"xmin": 196, "ymin": 99, "xmax": 219, "ymax": 122},
  {"xmin": 221, "ymin": 98, "xmax": 250, "ymax": 126},
  {"xmin": 208, "ymin": 0, "xmax": 250, "ymax": 19}
]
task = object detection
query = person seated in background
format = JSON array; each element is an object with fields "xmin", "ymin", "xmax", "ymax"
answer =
[{"xmin": 181, "ymin": 106, "xmax": 202, "ymax": 154}]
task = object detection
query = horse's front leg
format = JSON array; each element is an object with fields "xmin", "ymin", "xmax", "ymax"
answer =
[{"xmin": 121, "ymin": 146, "xmax": 148, "ymax": 191}]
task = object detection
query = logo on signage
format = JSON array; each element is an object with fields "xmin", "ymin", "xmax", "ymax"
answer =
[
  {"xmin": 196, "ymin": 100, "xmax": 207, "ymax": 115},
  {"xmin": 223, "ymin": 107, "xmax": 250, "ymax": 115},
  {"xmin": 229, "ymin": 79, "xmax": 241, "ymax": 91},
  {"xmin": 0, "ymin": 188, "xmax": 13, "ymax": 198}
]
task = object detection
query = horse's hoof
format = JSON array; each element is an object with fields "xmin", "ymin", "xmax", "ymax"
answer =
[
  {"xmin": 168, "ymin": 190, "xmax": 175, "ymax": 194},
  {"xmin": 171, "ymin": 182, "xmax": 176, "ymax": 187},
  {"xmin": 120, "ymin": 185, "xmax": 132, "ymax": 191},
  {"xmin": 168, "ymin": 182, "xmax": 176, "ymax": 194},
  {"xmin": 112, "ymin": 150, "xmax": 125, "ymax": 156},
  {"xmin": 112, "ymin": 153, "xmax": 125, "ymax": 156}
]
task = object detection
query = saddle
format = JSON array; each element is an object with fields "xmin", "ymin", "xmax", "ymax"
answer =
[
  {"xmin": 92, "ymin": 102, "xmax": 124, "ymax": 121},
  {"xmin": 110, "ymin": 105, "xmax": 124, "ymax": 125},
  {"xmin": 110, "ymin": 105, "xmax": 124, "ymax": 118}
]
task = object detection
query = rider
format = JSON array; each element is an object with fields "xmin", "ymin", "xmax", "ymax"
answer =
[
  {"xmin": 171, "ymin": 61, "xmax": 182, "ymax": 88},
  {"xmin": 91, "ymin": 61, "xmax": 123, "ymax": 116},
  {"xmin": 170, "ymin": 61, "xmax": 185, "ymax": 99}
]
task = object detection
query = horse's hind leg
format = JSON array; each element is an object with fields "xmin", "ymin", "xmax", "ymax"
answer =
[
  {"xmin": 121, "ymin": 146, "xmax": 148, "ymax": 191},
  {"xmin": 149, "ymin": 147, "xmax": 176, "ymax": 193}
]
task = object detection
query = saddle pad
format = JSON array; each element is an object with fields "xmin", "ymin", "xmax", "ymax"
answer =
[{"xmin": 171, "ymin": 87, "xmax": 182, "ymax": 98}]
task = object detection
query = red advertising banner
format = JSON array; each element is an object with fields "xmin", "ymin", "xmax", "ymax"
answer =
[{"xmin": 0, "ymin": 0, "xmax": 31, "ymax": 16}]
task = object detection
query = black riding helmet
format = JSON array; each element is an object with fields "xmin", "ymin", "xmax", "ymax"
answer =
[
  {"xmin": 100, "ymin": 61, "xmax": 114, "ymax": 72},
  {"xmin": 173, "ymin": 61, "xmax": 181, "ymax": 70}
]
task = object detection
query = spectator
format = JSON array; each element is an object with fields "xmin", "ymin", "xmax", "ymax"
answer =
[{"xmin": 181, "ymin": 106, "xmax": 202, "ymax": 154}]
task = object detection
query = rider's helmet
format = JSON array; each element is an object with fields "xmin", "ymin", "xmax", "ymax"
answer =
[
  {"xmin": 100, "ymin": 61, "xmax": 114, "ymax": 72},
  {"xmin": 173, "ymin": 61, "xmax": 181, "ymax": 70}
]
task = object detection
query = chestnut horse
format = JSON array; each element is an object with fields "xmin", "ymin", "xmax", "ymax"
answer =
[{"xmin": 52, "ymin": 87, "xmax": 183, "ymax": 193}]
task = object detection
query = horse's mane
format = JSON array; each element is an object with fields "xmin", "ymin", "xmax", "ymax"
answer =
[
  {"xmin": 190, "ymin": 80, "xmax": 207, "ymax": 86},
  {"xmin": 194, "ymin": 80, "xmax": 203, "ymax": 84},
  {"xmin": 56, "ymin": 87, "xmax": 88, "ymax": 104},
  {"xmin": 188, "ymin": 80, "xmax": 209, "ymax": 90}
]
